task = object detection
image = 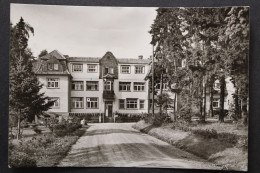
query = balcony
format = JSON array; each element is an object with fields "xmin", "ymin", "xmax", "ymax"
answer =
[{"xmin": 103, "ymin": 90, "xmax": 115, "ymax": 99}]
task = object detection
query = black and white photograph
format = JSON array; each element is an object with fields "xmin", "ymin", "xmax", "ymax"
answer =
[{"xmin": 8, "ymin": 3, "xmax": 249, "ymax": 171}]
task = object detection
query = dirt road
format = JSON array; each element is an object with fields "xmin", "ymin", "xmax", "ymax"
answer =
[{"xmin": 58, "ymin": 123, "xmax": 219, "ymax": 169}]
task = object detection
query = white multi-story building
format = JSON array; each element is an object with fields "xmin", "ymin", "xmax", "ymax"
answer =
[{"xmin": 34, "ymin": 50, "xmax": 151, "ymax": 121}]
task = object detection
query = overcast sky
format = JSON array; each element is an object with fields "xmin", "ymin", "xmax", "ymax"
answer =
[{"xmin": 10, "ymin": 4, "xmax": 157, "ymax": 59}]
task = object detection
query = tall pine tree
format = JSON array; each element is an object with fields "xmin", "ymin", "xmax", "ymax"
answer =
[{"xmin": 9, "ymin": 17, "xmax": 54, "ymax": 139}]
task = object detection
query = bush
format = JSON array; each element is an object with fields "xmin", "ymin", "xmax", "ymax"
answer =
[
  {"xmin": 52, "ymin": 122, "xmax": 82, "ymax": 137},
  {"xmin": 193, "ymin": 129, "xmax": 218, "ymax": 139},
  {"xmin": 9, "ymin": 152, "xmax": 37, "ymax": 167}
]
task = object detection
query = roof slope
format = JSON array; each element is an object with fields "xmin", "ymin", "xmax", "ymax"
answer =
[{"xmin": 40, "ymin": 50, "xmax": 66, "ymax": 60}]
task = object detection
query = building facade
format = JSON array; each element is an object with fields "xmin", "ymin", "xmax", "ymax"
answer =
[{"xmin": 34, "ymin": 50, "xmax": 151, "ymax": 119}]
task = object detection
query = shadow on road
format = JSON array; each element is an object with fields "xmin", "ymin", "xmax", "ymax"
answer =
[{"xmin": 82, "ymin": 129, "xmax": 142, "ymax": 137}]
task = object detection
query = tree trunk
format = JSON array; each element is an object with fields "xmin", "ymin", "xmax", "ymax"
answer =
[
  {"xmin": 219, "ymin": 76, "xmax": 226, "ymax": 123},
  {"xmin": 209, "ymin": 78, "xmax": 214, "ymax": 117},
  {"xmin": 201, "ymin": 76, "xmax": 206, "ymax": 123},
  {"xmin": 17, "ymin": 110, "xmax": 21, "ymax": 140},
  {"xmin": 159, "ymin": 72, "xmax": 163, "ymax": 116},
  {"xmin": 233, "ymin": 87, "xmax": 240, "ymax": 121}
]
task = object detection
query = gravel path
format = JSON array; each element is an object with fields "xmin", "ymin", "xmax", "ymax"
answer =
[{"xmin": 58, "ymin": 123, "xmax": 220, "ymax": 169}]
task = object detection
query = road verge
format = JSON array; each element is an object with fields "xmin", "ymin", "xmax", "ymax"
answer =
[{"xmin": 133, "ymin": 120, "xmax": 247, "ymax": 171}]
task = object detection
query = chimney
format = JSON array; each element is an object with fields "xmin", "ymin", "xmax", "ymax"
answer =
[{"xmin": 138, "ymin": 55, "xmax": 143, "ymax": 59}]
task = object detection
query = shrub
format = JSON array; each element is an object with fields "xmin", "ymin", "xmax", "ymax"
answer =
[
  {"xmin": 52, "ymin": 122, "xmax": 82, "ymax": 137},
  {"xmin": 193, "ymin": 129, "xmax": 218, "ymax": 139},
  {"xmin": 9, "ymin": 152, "xmax": 37, "ymax": 167}
]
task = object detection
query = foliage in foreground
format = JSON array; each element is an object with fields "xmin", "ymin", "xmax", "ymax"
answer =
[
  {"xmin": 134, "ymin": 120, "xmax": 248, "ymax": 171},
  {"xmin": 8, "ymin": 128, "xmax": 85, "ymax": 167}
]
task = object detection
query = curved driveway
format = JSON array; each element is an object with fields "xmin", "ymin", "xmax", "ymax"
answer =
[{"xmin": 58, "ymin": 123, "xmax": 219, "ymax": 169}]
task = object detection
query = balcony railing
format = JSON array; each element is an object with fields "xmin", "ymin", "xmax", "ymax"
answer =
[{"xmin": 103, "ymin": 90, "xmax": 115, "ymax": 99}]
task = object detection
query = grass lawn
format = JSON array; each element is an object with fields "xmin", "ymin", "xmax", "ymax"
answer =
[
  {"xmin": 9, "ymin": 126, "xmax": 87, "ymax": 167},
  {"xmin": 133, "ymin": 120, "xmax": 248, "ymax": 171}
]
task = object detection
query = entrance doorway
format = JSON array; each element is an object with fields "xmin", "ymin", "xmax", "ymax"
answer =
[{"xmin": 104, "ymin": 102, "xmax": 113, "ymax": 123}]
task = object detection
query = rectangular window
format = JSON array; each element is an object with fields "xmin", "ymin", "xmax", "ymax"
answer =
[
  {"xmin": 72, "ymin": 81, "xmax": 84, "ymax": 90},
  {"xmin": 213, "ymin": 98, "xmax": 220, "ymax": 108},
  {"xmin": 121, "ymin": 65, "xmax": 130, "ymax": 73},
  {"xmin": 182, "ymin": 59, "xmax": 186, "ymax": 68},
  {"xmin": 54, "ymin": 64, "xmax": 59, "ymax": 70},
  {"xmin": 72, "ymin": 64, "xmax": 83, "ymax": 72},
  {"xmin": 86, "ymin": 81, "xmax": 99, "ymax": 91},
  {"xmin": 71, "ymin": 97, "xmax": 84, "ymax": 109},
  {"xmin": 109, "ymin": 68, "xmax": 114, "ymax": 74},
  {"xmin": 88, "ymin": 64, "xmax": 97, "ymax": 73},
  {"xmin": 104, "ymin": 81, "xmax": 111, "ymax": 91},
  {"xmin": 134, "ymin": 82, "xmax": 145, "ymax": 91},
  {"xmin": 140, "ymin": 100, "xmax": 145, "ymax": 109},
  {"xmin": 214, "ymin": 81, "xmax": 220, "ymax": 90},
  {"xmin": 126, "ymin": 99, "xmax": 138, "ymax": 109},
  {"xmin": 135, "ymin": 66, "xmax": 145, "ymax": 74},
  {"xmin": 119, "ymin": 82, "xmax": 131, "ymax": 91},
  {"xmin": 49, "ymin": 97, "xmax": 60, "ymax": 108},
  {"xmin": 86, "ymin": 97, "xmax": 98, "ymax": 109},
  {"xmin": 104, "ymin": 68, "xmax": 109, "ymax": 74},
  {"xmin": 119, "ymin": 99, "xmax": 125, "ymax": 109},
  {"xmin": 47, "ymin": 78, "xmax": 59, "ymax": 88},
  {"xmin": 155, "ymin": 83, "xmax": 167, "ymax": 90},
  {"xmin": 48, "ymin": 63, "xmax": 59, "ymax": 71}
]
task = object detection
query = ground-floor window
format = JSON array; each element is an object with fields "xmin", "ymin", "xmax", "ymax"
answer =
[
  {"xmin": 86, "ymin": 97, "xmax": 98, "ymax": 109},
  {"xmin": 213, "ymin": 98, "xmax": 220, "ymax": 108},
  {"xmin": 49, "ymin": 97, "xmax": 60, "ymax": 108},
  {"xmin": 126, "ymin": 99, "xmax": 138, "ymax": 109},
  {"xmin": 139, "ymin": 100, "xmax": 145, "ymax": 109},
  {"xmin": 119, "ymin": 99, "xmax": 125, "ymax": 109},
  {"xmin": 71, "ymin": 97, "xmax": 84, "ymax": 109}
]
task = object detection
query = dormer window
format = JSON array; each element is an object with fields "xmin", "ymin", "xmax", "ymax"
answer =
[{"xmin": 48, "ymin": 63, "xmax": 59, "ymax": 71}]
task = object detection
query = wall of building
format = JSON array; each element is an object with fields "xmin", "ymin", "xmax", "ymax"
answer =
[
  {"xmin": 38, "ymin": 75, "xmax": 70, "ymax": 113},
  {"xmin": 68, "ymin": 62, "xmax": 100, "ymax": 79},
  {"xmin": 114, "ymin": 80, "xmax": 149, "ymax": 114}
]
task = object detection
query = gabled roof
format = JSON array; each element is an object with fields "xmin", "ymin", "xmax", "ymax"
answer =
[
  {"xmin": 67, "ymin": 57, "xmax": 100, "ymax": 63},
  {"xmin": 117, "ymin": 58, "xmax": 151, "ymax": 64},
  {"xmin": 41, "ymin": 50, "xmax": 66, "ymax": 60}
]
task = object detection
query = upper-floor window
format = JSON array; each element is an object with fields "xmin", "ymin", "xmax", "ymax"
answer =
[
  {"xmin": 135, "ymin": 66, "xmax": 145, "ymax": 74},
  {"xmin": 48, "ymin": 63, "xmax": 59, "ymax": 71},
  {"xmin": 71, "ymin": 97, "xmax": 84, "ymax": 109},
  {"xmin": 214, "ymin": 80, "xmax": 220, "ymax": 90},
  {"xmin": 155, "ymin": 83, "xmax": 168, "ymax": 90},
  {"xmin": 88, "ymin": 64, "xmax": 98, "ymax": 73},
  {"xmin": 86, "ymin": 81, "xmax": 99, "ymax": 91},
  {"xmin": 104, "ymin": 81, "xmax": 112, "ymax": 91},
  {"xmin": 72, "ymin": 81, "xmax": 84, "ymax": 90},
  {"xmin": 47, "ymin": 78, "xmax": 59, "ymax": 88},
  {"xmin": 104, "ymin": 67, "xmax": 114, "ymax": 74},
  {"xmin": 182, "ymin": 59, "xmax": 187, "ymax": 68},
  {"xmin": 119, "ymin": 82, "xmax": 131, "ymax": 91},
  {"xmin": 134, "ymin": 82, "xmax": 145, "ymax": 91},
  {"xmin": 126, "ymin": 99, "xmax": 138, "ymax": 109},
  {"xmin": 86, "ymin": 97, "xmax": 98, "ymax": 109},
  {"xmin": 72, "ymin": 64, "xmax": 83, "ymax": 72},
  {"xmin": 49, "ymin": 97, "xmax": 60, "ymax": 108},
  {"xmin": 121, "ymin": 65, "xmax": 130, "ymax": 74}
]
